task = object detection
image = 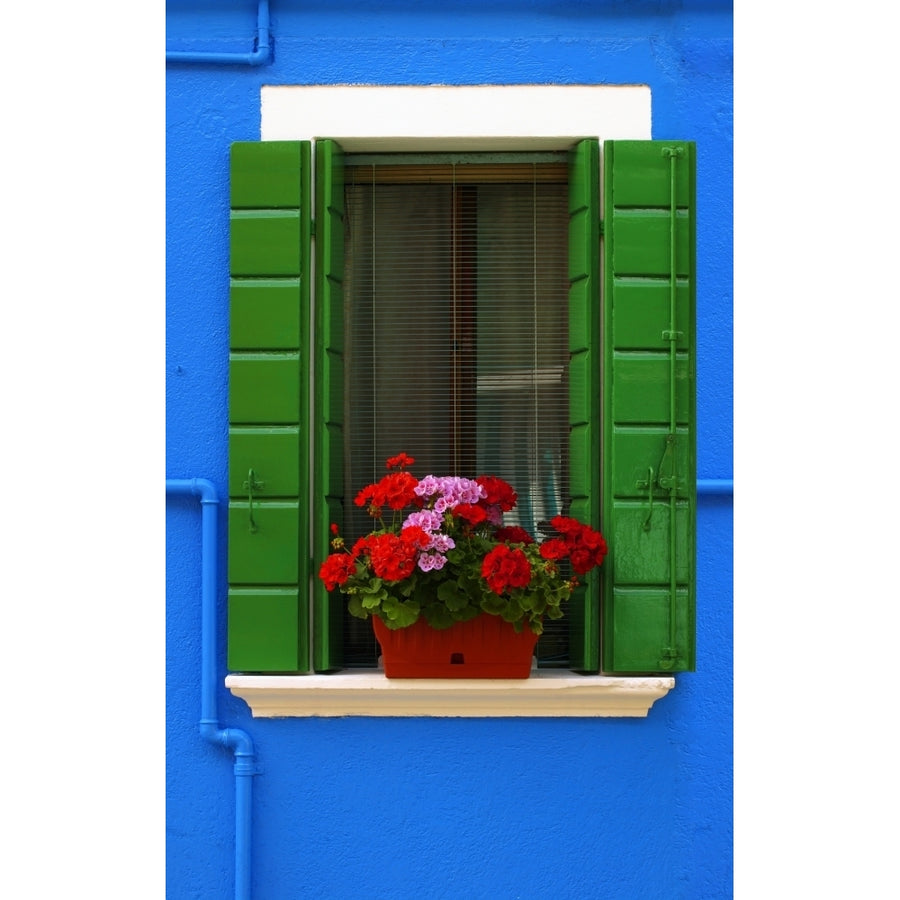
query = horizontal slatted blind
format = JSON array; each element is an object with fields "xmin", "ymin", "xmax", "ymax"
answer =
[{"xmin": 339, "ymin": 155, "xmax": 573, "ymax": 666}]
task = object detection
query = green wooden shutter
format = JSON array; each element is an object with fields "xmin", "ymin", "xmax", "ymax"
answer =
[
  {"xmin": 313, "ymin": 139, "xmax": 346, "ymax": 672},
  {"xmin": 602, "ymin": 140, "xmax": 696, "ymax": 673},
  {"xmin": 227, "ymin": 141, "xmax": 311, "ymax": 673},
  {"xmin": 567, "ymin": 138, "xmax": 602, "ymax": 672}
]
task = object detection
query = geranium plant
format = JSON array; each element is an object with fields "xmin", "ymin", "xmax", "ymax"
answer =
[{"xmin": 318, "ymin": 452, "xmax": 608, "ymax": 634}]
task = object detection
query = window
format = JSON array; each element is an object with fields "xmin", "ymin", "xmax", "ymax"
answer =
[
  {"xmin": 339, "ymin": 153, "xmax": 571, "ymax": 666},
  {"xmin": 226, "ymin": 86, "xmax": 695, "ymax": 680}
]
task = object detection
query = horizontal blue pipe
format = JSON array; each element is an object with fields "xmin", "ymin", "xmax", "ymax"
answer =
[
  {"xmin": 166, "ymin": 0, "xmax": 271, "ymax": 66},
  {"xmin": 696, "ymin": 478, "xmax": 733, "ymax": 496}
]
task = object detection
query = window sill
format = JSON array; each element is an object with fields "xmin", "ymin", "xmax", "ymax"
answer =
[{"xmin": 224, "ymin": 671, "xmax": 675, "ymax": 718}]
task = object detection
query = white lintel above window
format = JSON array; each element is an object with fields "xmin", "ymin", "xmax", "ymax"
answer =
[{"xmin": 261, "ymin": 83, "xmax": 652, "ymax": 149}]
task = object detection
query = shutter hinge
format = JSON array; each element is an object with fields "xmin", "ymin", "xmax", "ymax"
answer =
[
  {"xmin": 657, "ymin": 433, "xmax": 682, "ymax": 491},
  {"xmin": 658, "ymin": 646, "xmax": 679, "ymax": 670},
  {"xmin": 598, "ymin": 219, "xmax": 604, "ymax": 237},
  {"xmin": 310, "ymin": 218, "xmax": 316, "ymax": 236}
]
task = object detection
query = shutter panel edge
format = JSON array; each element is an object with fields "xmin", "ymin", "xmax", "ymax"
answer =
[
  {"xmin": 313, "ymin": 139, "xmax": 347, "ymax": 672},
  {"xmin": 566, "ymin": 138, "xmax": 601, "ymax": 673}
]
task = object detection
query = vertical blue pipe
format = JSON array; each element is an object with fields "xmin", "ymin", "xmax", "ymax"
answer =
[{"xmin": 166, "ymin": 478, "xmax": 256, "ymax": 900}]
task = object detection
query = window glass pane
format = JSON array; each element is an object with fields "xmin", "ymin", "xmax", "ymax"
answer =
[{"xmin": 342, "ymin": 159, "xmax": 569, "ymax": 666}]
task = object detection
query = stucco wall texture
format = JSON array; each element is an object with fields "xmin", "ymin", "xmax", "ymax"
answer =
[{"xmin": 166, "ymin": 2, "xmax": 733, "ymax": 898}]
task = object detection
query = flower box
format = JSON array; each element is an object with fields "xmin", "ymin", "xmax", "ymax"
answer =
[
  {"xmin": 319, "ymin": 452, "xmax": 607, "ymax": 678},
  {"xmin": 372, "ymin": 613, "xmax": 539, "ymax": 679}
]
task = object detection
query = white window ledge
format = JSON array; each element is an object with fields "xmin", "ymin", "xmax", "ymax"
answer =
[{"xmin": 225, "ymin": 671, "xmax": 675, "ymax": 718}]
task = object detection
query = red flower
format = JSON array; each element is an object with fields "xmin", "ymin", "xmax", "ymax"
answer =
[
  {"xmin": 481, "ymin": 544, "xmax": 531, "ymax": 595},
  {"xmin": 386, "ymin": 452, "xmax": 415, "ymax": 470},
  {"xmin": 319, "ymin": 553, "xmax": 357, "ymax": 591},
  {"xmin": 353, "ymin": 483, "xmax": 379, "ymax": 512},
  {"xmin": 494, "ymin": 525, "xmax": 534, "ymax": 545},
  {"xmin": 476, "ymin": 475, "xmax": 518, "ymax": 512},
  {"xmin": 549, "ymin": 515, "xmax": 581, "ymax": 537},
  {"xmin": 548, "ymin": 515, "xmax": 608, "ymax": 574},
  {"xmin": 539, "ymin": 538, "xmax": 568, "ymax": 560},
  {"xmin": 452, "ymin": 503, "xmax": 488, "ymax": 526},
  {"xmin": 399, "ymin": 524, "xmax": 431, "ymax": 550},
  {"xmin": 361, "ymin": 533, "xmax": 419, "ymax": 581},
  {"xmin": 380, "ymin": 471, "xmax": 418, "ymax": 509},
  {"xmin": 355, "ymin": 471, "xmax": 419, "ymax": 512}
]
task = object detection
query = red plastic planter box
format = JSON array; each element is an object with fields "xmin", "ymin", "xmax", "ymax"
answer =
[{"xmin": 372, "ymin": 613, "xmax": 539, "ymax": 678}]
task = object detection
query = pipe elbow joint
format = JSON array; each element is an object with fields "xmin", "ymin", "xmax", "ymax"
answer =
[
  {"xmin": 249, "ymin": 41, "xmax": 271, "ymax": 66},
  {"xmin": 223, "ymin": 728, "xmax": 257, "ymax": 777},
  {"xmin": 222, "ymin": 727, "xmax": 255, "ymax": 758},
  {"xmin": 200, "ymin": 721, "xmax": 255, "ymax": 755},
  {"xmin": 200, "ymin": 723, "xmax": 256, "ymax": 770},
  {"xmin": 191, "ymin": 478, "xmax": 218, "ymax": 505}
]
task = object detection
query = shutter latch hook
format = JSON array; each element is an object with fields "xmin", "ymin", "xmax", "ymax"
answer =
[
  {"xmin": 242, "ymin": 469, "xmax": 264, "ymax": 533},
  {"xmin": 636, "ymin": 466, "xmax": 655, "ymax": 532}
]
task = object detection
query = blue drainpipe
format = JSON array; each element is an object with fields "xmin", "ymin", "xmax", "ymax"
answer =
[
  {"xmin": 166, "ymin": 478, "xmax": 256, "ymax": 900},
  {"xmin": 166, "ymin": 0, "xmax": 271, "ymax": 66},
  {"xmin": 696, "ymin": 478, "xmax": 734, "ymax": 497}
]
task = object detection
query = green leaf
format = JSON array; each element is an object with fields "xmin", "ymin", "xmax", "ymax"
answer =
[
  {"xmin": 480, "ymin": 592, "xmax": 506, "ymax": 615},
  {"xmin": 422, "ymin": 603, "xmax": 454, "ymax": 629},
  {"xmin": 436, "ymin": 580, "xmax": 469, "ymax": 612},
  {"xmin": 347, "ymin": 595, "xmax": 368, "ymax": 620},
  {"xmin": 361, "ymin": 588, "xmax": 387, "ymax": 610},
  {"xmin": 454, "ymin": 605, "xmax": 481, "ymax": 623},
  {"xmin": 382, "ymin": 596, "xmax": 420, "ymax": 628}
]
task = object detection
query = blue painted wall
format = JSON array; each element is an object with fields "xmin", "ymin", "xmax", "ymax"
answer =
[{"xmin": 166, "ymin": 2, "xmax": 733, "ymax": 897}]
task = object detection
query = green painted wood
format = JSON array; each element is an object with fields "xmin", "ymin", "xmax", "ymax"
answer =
[
  {"xmin": 228, "ymin": 427, "xmax": 301, "ymax": 498},
  {"xmin": 230, "ymin": 211, "xmax": 303, "ymax": 277},
  {"xmin": 227, "ymin": 140, "xmax": 310, "ymax": 673},
  {"xmin": 607, "ymin": 212, "xmax": 693, "ymax": 278},
  {"xmin": 229, "ymin": 353, "xmax": 301, "ymax": 424},
  {"xmin": 611, "ymin": 352, "xmax": 691, "ymax": 425},
  {"xmin": 613, "ymin": 281, "xmax": 691, "ymax": 351},
  {"xmin": 230, "ymin": 279, "xmax": 302, "ymax": 350},
  {"xmin": 610, "ymin": 427, "xmax": 691, "ymax": 500},
  {"xmin": 609, "ymin": 587, "xmax": 695, "ymax": 672},
  {"xmin": 609, "ymin": 502, "xmax": 692, "ymax": 584},
  {"xmin": 602, "ymin": 140, "xmax": 696, "ymax": 673},
  {"xmin": 227, "ymin": 588, "xmax": 303, "ymax": 672},
  {"xmin": 602, "ymin": 142, "xmax": 693, "ymax": 208},
  {"xmin": 228, "ymin": 501, "xmax": 301, "ymax": 584},
  {"xmin": 313, "ymin": 139, "xmax": 346, "ymax": 673},
  {"xmin": 230, "ymin": 141, "xmax": 305, "ymax": 209},
  {"xmin": 566, "ymin": 138, "xmax": 601, "ymax": 673}
]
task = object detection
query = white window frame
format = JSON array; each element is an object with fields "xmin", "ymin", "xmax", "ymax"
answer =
[{"xmin": 224, "ymin": 84, "xmax": 675, "ymax": 717}]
